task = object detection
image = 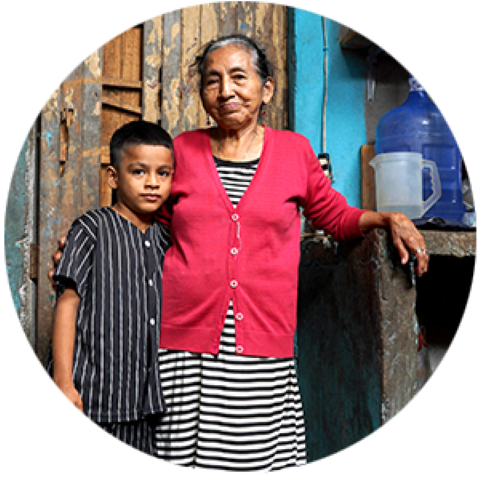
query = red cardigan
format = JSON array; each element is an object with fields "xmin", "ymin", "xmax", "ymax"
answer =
[{"xmin": 157, "ymin": 127, "xmax": 366, "ymax": 358}]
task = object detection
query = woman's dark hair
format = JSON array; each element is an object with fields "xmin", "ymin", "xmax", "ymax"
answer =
[
  {"xmin": 109, "ymin": 120, "xmax": 174, "ymax": 169},
  {"xmin": 191, "ymin": 34, "xmax": 274, "ymax": 88}
]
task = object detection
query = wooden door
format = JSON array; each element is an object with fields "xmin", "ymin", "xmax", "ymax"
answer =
[{"xmin": 23, "ymin": 2, "xmax": 289, "ymax": 362}]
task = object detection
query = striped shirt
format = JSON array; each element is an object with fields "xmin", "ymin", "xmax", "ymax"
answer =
[
  {"xmin": 49, "ymin": 207, "xmax": 170, "ymax": 423},
  {"xmin": 214, "ymin": 156, "xmax": 259, "ymax": 207}
]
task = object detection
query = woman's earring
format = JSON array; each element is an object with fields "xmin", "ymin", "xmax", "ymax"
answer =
[
  {"xmin": 206, "ymin": 114, "xmax": 211, "ymax": 126},
  {"xmin": 261, "ymin": 105, "xmax": 266, "ymax": 124}
]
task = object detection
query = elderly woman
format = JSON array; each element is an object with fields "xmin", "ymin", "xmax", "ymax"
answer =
[
  {"xmin": 52, "ymin": 34, "xmax": 429, "ymax": 471},
  {"xmin": 153, "ymin": 34, "xmax": 428, "ymax": 470}
]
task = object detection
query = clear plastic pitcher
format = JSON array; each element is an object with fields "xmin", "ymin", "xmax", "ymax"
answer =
[
  {"xmin": 375, "ymin": 76, "xmax": 464, "ymax": 221},
  {"xmin": 369, "ymin": 152, "xmax": 441, "ymax": 219}
]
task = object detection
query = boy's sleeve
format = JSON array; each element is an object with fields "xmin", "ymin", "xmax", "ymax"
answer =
[
  {"xmin": 157, "ymin": 221, "xmax": 172, "ymax": 251},
  {"xmin": 53, "ymin": 217, "xmax": 96, "ymax": 298}
]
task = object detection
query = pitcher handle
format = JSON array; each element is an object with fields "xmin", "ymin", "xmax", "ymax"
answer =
[{"xmin": 422, "ymin": 159, "xmax": 442, "ymax": 215}]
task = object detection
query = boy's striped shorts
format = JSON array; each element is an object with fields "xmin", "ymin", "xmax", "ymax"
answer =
[{"xmin": 98, "ymin": 416, "xmax": 158, "ymax": 456}]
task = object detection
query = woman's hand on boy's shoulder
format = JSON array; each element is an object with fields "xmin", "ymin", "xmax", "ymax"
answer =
[{"xmin": 48, "ymin": 236, "xmax": 66, "ymax": 289}]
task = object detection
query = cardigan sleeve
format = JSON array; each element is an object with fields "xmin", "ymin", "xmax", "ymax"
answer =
[
  {"xmin": 300, "ymin": 140, "xmax": 367, "ymax": 241},
  {"xmin": 154, "ymin": 200, "xmax": 172, "ymax": 228},
  {"xmin": 153, "ymin": 132, "xmax": 186, "ymax": 229}
]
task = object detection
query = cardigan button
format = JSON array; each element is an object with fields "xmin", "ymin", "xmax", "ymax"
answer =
[
  {"xmin": 235, "ymin": 312, "xmax": 243, "ymax": 321},
  {"xmin": 230, "ymin": 247, "xmax": 238, "ymax": 255},
  {"xmin": 230, "ymin": 280, "xmax": 238, "ymax": 288},
  {"xmin": 231, "ymin": 213, "xmax": 239, "ymax": 221},
  {"xmin": 236, "ymin": 345, "xmax": 244, "ymax": 354}
]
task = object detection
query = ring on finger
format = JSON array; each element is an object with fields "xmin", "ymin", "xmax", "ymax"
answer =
[{"xmin": 415, "ymin": 247, "xmax": 428, "ymax": 256}]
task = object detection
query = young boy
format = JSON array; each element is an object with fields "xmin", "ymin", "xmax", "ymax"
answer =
[{"xmin": 47, "ymin": 120, "xmax": 173, "ymax": 455}]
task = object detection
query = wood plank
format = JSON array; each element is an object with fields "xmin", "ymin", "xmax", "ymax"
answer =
[
  {"xmin": 162, "ymin": 9, "xmax": 182, "ymax": 136},
  {"xmin": 200, "ymin": 3, "xmax": 219, "ymax": 46},
  {"xmin": 59, "ymin": 64, "xmax": 83, "ymax": 232},
  {"xmin": 101, "ymin": 34, "xmax": 121, "ymax": 208},
  {"xmin": 361, "ymin": 144, "xmax": 377, "ymax": 210},
  {"xmin": 237, "ymin": 2, "xmax": 255, "ymax": 38},
  {"xmin": 143, "ymin": 16, "xmax": 163, "ymax": 122},
  {"xmin": 102, "ymin": 95, "xmax": 143, "ymax": 114},
  {"xmin": 101, "ymin": 26, "xmax": 144, "ymax": 208},
  {"xmin": 199, "ymin": 2, "xmax": 219, "ymax": 127},
  {"xmin": 102, "ymin": 33, "xmax": 123, "ymax": 80},
  {"xmin": 37, "ymin": 88, "xmax": 62, "ymax": 362},
  {"xmin": 23, "ymin": 125, "xmax": 39, "ymax": 342},
  {"xmin": 182, "ymin": 5, "xmax": 202, "ymax": 132},
  {"xmin": 121, "ymin": 25, "xmax": 142, "ymax": 119},
  {"xmin": 102, "ymin": 33, "xmax": 124, "ymax": 150},
  {"xmin": 270, "ymin": 4, "xmax": 288, "ymax": 129},
  {"xmin": 80, "ymin": 50, "xmax": 102, "ymax": 211},
  {"xmin": 102, "ymin": 77, "xmax": 143, "ymax": 89},
  {"xmin": 254, "ymin": 2, "xmax": 276, "ymax": 128},
  {"xmin": 218, "ymin": 1, "xmax": 238, "ymax": 36},
  {"xmin": 123, "ymin": 26, "xmax": 143, "ymax": 81}
]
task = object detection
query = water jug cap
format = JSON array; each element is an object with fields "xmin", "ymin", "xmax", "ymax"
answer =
[{"xmin": 409, "ymin": 76, "xmax": 425, "ymax": 92}]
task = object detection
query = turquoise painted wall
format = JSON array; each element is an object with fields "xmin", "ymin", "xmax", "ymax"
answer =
[
  {"xmin": 5, "ymin": 136, "xmax": 29, "ymax": 315},
  {"xmin": 290, "ymin": 7, "xmax": 373, "ymax": 463},
  {"xmin": 289, "ymin": 9, "xmax": 367, "ymax": 208},
  {"xmin": 5, "ymin": 126, "xmax": 37, "ymax": 348}
]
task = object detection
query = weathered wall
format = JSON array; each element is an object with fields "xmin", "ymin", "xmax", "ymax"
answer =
[
  {"xmin": 5, "ymin": 126, "xmax": 38, "ymax": 346},
  {"xmin": 6, "ymin": 2, "xmax": 289, "ymax": 362},
  {"xmin": 297, "ymin": 228, "xmax": 418, "ymax": 462}
]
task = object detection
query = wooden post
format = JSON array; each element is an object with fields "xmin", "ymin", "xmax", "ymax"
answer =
[{"xmin": 37, "ymin": 89, "xmax": 62, "ymax": 363}]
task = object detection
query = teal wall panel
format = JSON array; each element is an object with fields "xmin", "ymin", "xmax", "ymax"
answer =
[
  {"xmin": 289, "ymin": 9, "xmax": 367, "ymax": 208},
  {"xmin": 5, "ymin": 137, "xmax": 29, "ymax": 314}
]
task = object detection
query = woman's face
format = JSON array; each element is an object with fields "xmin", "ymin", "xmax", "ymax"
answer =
[{"xmin": 201, "ymin": 45, "xmax": 274, "ymax": 131}]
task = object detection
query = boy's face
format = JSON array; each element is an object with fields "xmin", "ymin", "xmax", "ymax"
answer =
[{"xmin": 107, "ymin": 144, "xmax": 173, "ymax": 218}]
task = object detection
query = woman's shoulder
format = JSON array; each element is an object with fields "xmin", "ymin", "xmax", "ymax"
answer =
[
  {"xmin": 266, "ymin": 126, "xmax": 309, "ymax": 141},
  {"xmin": 266, "ymin": 127, "xmax": 312, "ymax": 149}
]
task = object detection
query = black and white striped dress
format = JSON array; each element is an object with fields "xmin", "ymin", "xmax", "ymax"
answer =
[{"xmin": 154, "ymin": 157, "xmax": 307, "ymax": 471}]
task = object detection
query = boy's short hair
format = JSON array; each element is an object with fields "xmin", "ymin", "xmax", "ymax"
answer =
[{"xmin": 110, "ymin": 120, "xmax": 174, "ymax": 169}]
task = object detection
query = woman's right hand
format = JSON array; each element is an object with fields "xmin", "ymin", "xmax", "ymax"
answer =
[{"xmin": 48, "ymin": 236, "xmax": 66, "ymax": 288}]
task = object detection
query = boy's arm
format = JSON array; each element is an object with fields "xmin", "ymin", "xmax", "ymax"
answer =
[{"xmin": 52, "ymin": 284, "xmax": 83, "ymax": 412}]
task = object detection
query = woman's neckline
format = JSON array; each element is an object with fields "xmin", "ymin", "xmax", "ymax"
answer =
[
  {"xmin": 209, "ymin": 125, "xmax": 266, "ymax": 163},
  {"xmin": 213, "ymin": 155, "xmax": 260, "ymax": 167}
]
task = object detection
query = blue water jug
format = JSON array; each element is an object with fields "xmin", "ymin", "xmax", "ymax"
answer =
[{"xmin": 375, "ymin": 76, "xmax": 464, "ymax": 222}]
